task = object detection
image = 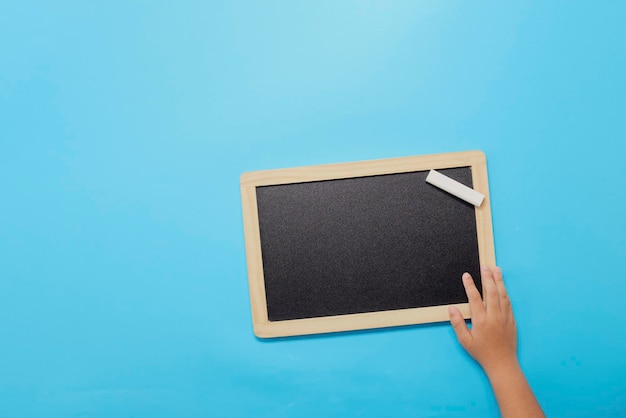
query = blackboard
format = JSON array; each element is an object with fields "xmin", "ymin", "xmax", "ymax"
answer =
[{"xmin": 241, "ymin": 151, "xmax": 495, "ymax": 338}]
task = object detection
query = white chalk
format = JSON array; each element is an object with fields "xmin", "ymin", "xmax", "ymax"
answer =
[{"xmin": 425, "ymin": 170, "xmax": 485, "ymax": 207}]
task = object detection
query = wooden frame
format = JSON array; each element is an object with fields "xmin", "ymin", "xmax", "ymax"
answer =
[{"xmin": 240, "ymin": 150, "xmax": 495, "ymax": 338}]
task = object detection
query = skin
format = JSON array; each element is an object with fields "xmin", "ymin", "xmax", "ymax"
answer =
[{"xmin": 449, "ymin": 266, "xmax": 545, "ymax": 418}]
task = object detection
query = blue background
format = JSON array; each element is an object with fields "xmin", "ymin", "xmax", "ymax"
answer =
[{"xmin": 1, "ymin": 1, "xmax": 625, "ymax": 417}]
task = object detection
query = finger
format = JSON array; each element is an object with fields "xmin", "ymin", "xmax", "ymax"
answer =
[
  {"xmin": 462, "ymin": 272, "xmax": 485, "ymax": 317},
  {"xmin": 449, "ymin": 306, "xmax": 472, "ymax": 349},
  {"xmin": 492, "ymin": 266, "xmax": 512, "ymax": 312},
  {"xmin": 482, "ymin": 265, "xmax": 501, "ymax": 314}
]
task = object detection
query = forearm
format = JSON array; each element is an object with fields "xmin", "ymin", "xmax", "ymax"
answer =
[{"xmin": 486, "ymin": 361, "xmax": 544, "ymax": 418}]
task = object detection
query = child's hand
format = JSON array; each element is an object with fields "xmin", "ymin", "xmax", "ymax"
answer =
[
  {"xmin": 449, "ymin": 266, "xmax": 518, "ymax": 375},
  {"xmin": 448, "ymin": 267, "xmax": 544, "ymax": 417}
]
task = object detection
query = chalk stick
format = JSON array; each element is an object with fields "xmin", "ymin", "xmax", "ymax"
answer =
[{"xmin": 425, "ymin": 170, "xmax": 485, "ymax": 207}]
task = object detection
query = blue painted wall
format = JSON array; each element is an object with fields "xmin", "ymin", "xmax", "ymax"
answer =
[{"xmin": 1, "ymin": 1, "xmax": 625, "ymax": 416}]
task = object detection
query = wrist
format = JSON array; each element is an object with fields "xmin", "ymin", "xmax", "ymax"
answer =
[{"xmin": 482, "ymin": 357, "xmax": 521, "ymax": 381}]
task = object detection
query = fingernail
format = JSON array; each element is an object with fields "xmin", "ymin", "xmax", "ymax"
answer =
[
  {"xmin": 462, "ymin": 272, "xmax": 470, "ymax": 280},
  {"xmin": 481, "ymin": 265, "xmax": 491, "ymax": 271}
]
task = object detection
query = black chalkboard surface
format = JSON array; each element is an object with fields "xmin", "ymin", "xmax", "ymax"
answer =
[
  {"xmin": 257, "ymin": 168, "xmax": 480, "ymax": 321},
  {"xmin": 241, "ymin": 151, "xmax": 495, "ymax": 338}
]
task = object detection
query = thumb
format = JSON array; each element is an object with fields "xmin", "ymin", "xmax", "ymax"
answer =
[{"xmin": 449, "ymin": 306, "xmax": 472, "ymax": 349}]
